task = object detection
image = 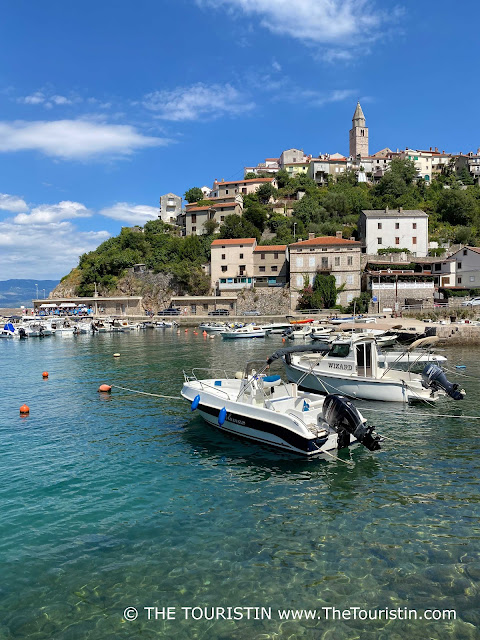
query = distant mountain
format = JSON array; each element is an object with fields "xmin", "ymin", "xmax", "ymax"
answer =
[{"xmin": 0, "ymin": 279, "xmax": 60, "ymax": 308}]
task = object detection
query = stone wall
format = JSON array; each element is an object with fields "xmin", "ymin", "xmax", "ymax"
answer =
[
  {"xmin": 426, "ymin": 324, "xmax": 480, "ymax": 345},
  {"xmin": 234, "ymin": 286, "xmax": 291, "ymax": 315}
]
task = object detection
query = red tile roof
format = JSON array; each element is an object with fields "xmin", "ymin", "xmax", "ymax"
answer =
[
  {"xmin": 216, "ymin": 178, "xmax": 274, "ymax": 186},
  {"xmin": 211, "ymin": 238, "xmax": 257, "ymax": 246},
  {"xmin": 254, "ymin": 245, "xmax": 287, "ymax": 252},
  {"xmin": 289, "ymin": 236, "xmax": 360, "ymax": 248},
  {"xmin": 186, "ymin": 202, "xmax": 238, "ymax": 212}
]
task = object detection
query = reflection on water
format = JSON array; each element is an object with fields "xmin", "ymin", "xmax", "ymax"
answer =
[{"xmin": 0, "ymin": 331, "xmax": 479, "ymax": 639}]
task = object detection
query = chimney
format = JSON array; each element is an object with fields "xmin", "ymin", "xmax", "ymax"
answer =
[
  {"xmin": 429, "ymin": 147, "xmax": 432, "ymax": 151},
  {"xmin": 385, "ymin": 206, "xmax": 389, "ymax": 212},
  {"xmin": 308, "ymin": 232, "xmax": 315, "ymax": 240},
  {"xmin": 399, "ymin": 207, "xmax": 403, "ymax": 213},
  {"xmin": 336, "ymin": 231, "xmax": 343, "ymax": 239},
  {"xmin": 350, "ymin": 236, "xmax": 355, "ymax": 241}
]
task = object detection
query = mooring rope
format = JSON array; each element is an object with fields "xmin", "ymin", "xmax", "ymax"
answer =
[
  {"xmin": 358, "ymin": 407, "xmax": 480, "ymax": 420},
  {"xmin": 110, "ymin": 384, "xmax": 182, "ymax": 401}
]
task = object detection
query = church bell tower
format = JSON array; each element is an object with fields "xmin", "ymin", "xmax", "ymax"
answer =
[{"xmin": 349, "ymin": 102, "xmax": 368, "ymax": 157}]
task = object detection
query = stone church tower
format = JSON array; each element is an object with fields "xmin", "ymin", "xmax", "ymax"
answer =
[{"xmin": 349, "ymin": 102, "xmax": 368, "ymax": 157}]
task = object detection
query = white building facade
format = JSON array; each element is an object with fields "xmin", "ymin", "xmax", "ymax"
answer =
[
  {"xmin": 358, "ymin": 208, "xmax": 429, "ymax": 257},
  {"xmin": 159, "ymin": 193, "xmax": 182, "ymax": 224}
]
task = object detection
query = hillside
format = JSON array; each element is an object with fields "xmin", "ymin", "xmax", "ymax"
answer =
[{"xmin": 0, "ymin": 279, "xmax": 59, "ymax": 308}]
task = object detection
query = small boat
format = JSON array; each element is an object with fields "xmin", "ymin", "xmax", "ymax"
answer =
[
  {"xmin": 221, "ymin": 324, "xmax": 270, "ymax": 339},
  {"xmin": 289, "ymin": 318, "xmax": 315, "ymax": 325},
  {"xmin": 198, "ymin": 322, "xmax": 232, "ymax": 333},
  {"xmin": 182, "ymin": 354, "xmax": 382, "ymax": 456},
  {"xmin": 259, "ymin": 322, "xmax": 292, "ymax": 334},
  {"xmin": 330, "ymin": 316, "xmax": 377, "ymax": 325},
  {"xmin": 282, "ymin": 337, "xmax": 464, "ymax": 403},
  {"xmin": 154, "ymin": 320, "xmax": 178, "ymax": 329},
  {"xmin": 0, "ymin": 322, "xmax": 27, "ymax": 339}
]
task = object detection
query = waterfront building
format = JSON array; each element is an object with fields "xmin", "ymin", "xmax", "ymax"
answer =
[
  {"xmin": 33, "ymin": 296, "xmax": 143, "ymax": 316},
  {"xmin": 253, "ymin": 245, "xmax": 289, "ymax": 288},
  {"xmin": 210, "ymin": 238, "xmax": 257, "ymax": 293},
  {"xmin": 289, "ymin": 233, "xmax": 361, "ymax": 308},
  {"xmin": 159, "ymin": 193, "xmax": 182, "ymax": 224},
  {"xmin": 358, "ymin": 208, "xmax": 429, "ymax": 257},
  {"xmin": 445, "ymin": 246, "xmax": 480, "ymax": 288}
]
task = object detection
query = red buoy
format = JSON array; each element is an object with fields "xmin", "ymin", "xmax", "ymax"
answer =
[
  {"xmin": 42, "ymin": 371, "xmax": 49, "ymax": 378},
  {"xmin": 98, "ymin": 384, "xmax": 112, "ymax": 393},
  {"xmin": 19, "ymin": 404, "xmax": 30, "ymax": 414}
]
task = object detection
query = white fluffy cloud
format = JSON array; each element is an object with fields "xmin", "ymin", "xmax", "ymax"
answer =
[
  {"xmin": 0, "ymin": 219, "xmax": 109, "ymax": 279},
  {"xmin": 198, "ymin": 0, "xmax": 390, "ymax": 49},
  {"xmin": 100, "ymin": 202, "xmax": 159, "ymax": 224},
  {"xmin": 0, "ymin": 193, "xmax": 28, "ymax": 213},
  {"xmin": 143, "ymin": 83, "xmax": 254, "ymax": 121},
  {"xmin": 0, "ymin": 119, "xmax": 168, "ymax": 159},
  {"xmin": 13, "ymin": 201, "xmax": 91, "ymax": 224}
]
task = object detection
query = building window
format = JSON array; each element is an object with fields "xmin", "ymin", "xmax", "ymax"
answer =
[
  {"xmin": 221, "ymin": 266, "xmax": 227, "ymax": 272},
  {"xmin": 225, "ymin": 189, "xmax": 229, "ymax": 194},
  {"xmin": 458, "ymin": 262, "xmax": 462, "ymax": 269},
  {"xmin": 347, "ymin": 293, "xmax": 354, "ymax": 303},
  {"xmin": 259, "ymin": 266, "xmax": 265, "ymax": 272},
  {"xmin": 321, "ymin": 257, "xmax": 328, "ymax": 268},
  {"xmin": 220, "ymin": 216, "xmax": 225, "ymax": 221},
  {"xmin": 322, "ymin": 248, "xmax": 328, "ymax": 252},
  {"xmin": 309, "ymin": 257, "xmax": 315, "ymax": 267},
  {"xmin": 239, "ymin": 253, "xmax": 243, "ymax": 259},
  {"xmin": 463, "ymin": 249, "xmax": 468, "ymax": 256},
  {"xmin": 334, "ymin": 257, "xmax": 340, "ymax": 266},
  {"xmin": 395, "ymin": 222, "xmax": 399, "ymax": 229},
  {"xmin": 470, "ymin": 276, "xmax": 475, "ymax": 282},
  {"xmin": 378, "ymin": 238, "xmax": 382, "ymax": 245},
  {"xmin": 191, "ymin": 214, "xmax": 197, "ymax": 223},
  {"xmin": 296, "ymin": 257, "xmax": 303, "ymax": 267},
  {"xmin": 261, "ymin": 253, "xmax": 265, "ymax": 260},
  {"xmin": 296, "ymin": 275, "xmax": 303, "ymax": 287},
  {"xmin": 347, "ymin": 275, "xmax": 354, "ymax": 285},
  {"xmin": 458, "ymin": 277, "xmax": 462, "ymax": 284},
  {"xmin": 412, "ymin": 237, "xmax": 417, "ymax": 245},
  {"xmin": 434, "ymin": 263, "xmax": 441, "ymax": 271},
  {"xmin": 347, "ymin": 256, "xmax": 353, "ymax": 266},
  {"xmin": 192, "ymin": 226, "xmax": 196, "ymax": 232},
  {"xmin": 242, "ymin": 188, "xmax": 247, "ymax": 194},
  {"xmin": 377, "ymin": 223, "xmax": 382, "ymax": 229},
  {"xmin": 274, "ymin": 253, "xmax": 279, "ymax": 259},
  {"xmin": 413, "ymin": 223, "xmax": 417, "ymax": 229},
  {"xmin": 395, "ymin": 237, "xmax": 400, "ymax": 245},
  {"xmin": 271, "ymin": 266, "xmax": 278, "ymax": 272}
]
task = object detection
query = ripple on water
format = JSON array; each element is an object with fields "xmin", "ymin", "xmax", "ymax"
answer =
[{"xmin": 1, "ymin": 334, "xmax": 480, "ymax": 638}]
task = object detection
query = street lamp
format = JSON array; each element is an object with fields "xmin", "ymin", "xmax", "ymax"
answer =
[
  {"xmin": 35, "ymin": 283, "xmax": 39, "ymax": 299},
  {"xmin": 42, "ymin": 289, "xmax": 46, "ymax": 298},
  {"xmin": 293, "ymin": 222, "xmax": 297, "ymax": 241}
]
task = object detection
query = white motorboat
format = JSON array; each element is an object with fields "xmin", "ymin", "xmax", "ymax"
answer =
[
  {"xmin": 181, "ymin": 356, "xmax": 382, "ymax": 456},
  {"xmin": 259, "ymin": 322, "xmax": 292, "ymax": 334},
  {"xmin": 74, "ymin": 321, "xmax": 93, "ymax": 334},
  {"xmin": 199, "ymin": 322, "xmax": 232, "ymax": 333},
  {"xmin": 284, "ymin": 324, "xmax": 317, "ymax": 340},
  {"xmin": 0, "ymin": 322, "xmax": 27, "ymax": 339},
  {"xmin": 330, "ymin": 316, "xmax": 377, "ymax": 325},
  {"xmin": 154, "ymin": 320, "xmax": 178, "ymax": 329},
  {"xmin": 221, "ymin": 324, "xmax": 270, "ymax": 339},
  {"xmin": 282, "ymin": 337, "xmax": 464, "ymax": 403}
]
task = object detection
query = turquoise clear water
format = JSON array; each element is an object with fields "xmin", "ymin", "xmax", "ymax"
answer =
[{"xmin": 0, "ymin": 331, "xmax": 479, "ymax": 639}]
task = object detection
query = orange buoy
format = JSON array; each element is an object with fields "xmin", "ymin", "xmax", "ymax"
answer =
[
  {"xmin": 19, "ymin": 404, "xmax": 30, "ymax": 414},
  {"xmin": 185, "ymin": 329, "xmax": 188, "ymax": 332},
  {"xmin": 42, "ymin": 371, "xmax": 49, "ymax": 378},
  {"xmin": 282, "ymin": 338, "xmax": 286, "ymax": 343},
  {"xmin": 98, "ymin": 384, "xmax": 112, "ymax": 393},
  {"xmin": 202, "ymin": 331, "xmax": 207, "ymax": 336},
  {"xmin": 193, "ymin": 331, "xmax": 198, "ymax": 335}
]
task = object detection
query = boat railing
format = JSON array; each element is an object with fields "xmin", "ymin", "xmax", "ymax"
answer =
[{"xmin": 190, "ymin": 367, "xmax": 237, "ymax": 380}]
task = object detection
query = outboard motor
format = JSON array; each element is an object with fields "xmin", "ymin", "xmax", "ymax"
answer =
[
  {"xmin": 421, "ymin": 363, "xmax": 464, "ymax": 400},
  {"xmin": 18, "ymin": 328, "xmax": 27, "ymax": 339},
  {"xmin": 322, "ymin": 394, "xmax": 381, "ymax": 451}
]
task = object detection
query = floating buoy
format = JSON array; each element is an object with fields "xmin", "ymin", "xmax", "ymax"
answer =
[
  {"xmin": 42, "ymin": 371, "xmax": 49, "ymax": 378},
  {"xmin": 185, "ymin": 329, "xmax": 188, "ymax": 333},
  {"xmin": 19, "ymin": 404, "xmax": 30, "ymax": 414},
  {"xmin": 218, "ymin": 407, "xmax": 227, "ymax": 426},
  {"xmin": 193, "ymin": 331, "xmax": 198, "ymax": 335},
  {"xmin": 98, "ymin": 384, "xmax": 112, "ymax": 393},
  {"xmin": 202, "ymin": 331, "xmax": 207, "ymax": 336},
  {"xmin": 113, "ymin": 353, "xmax": 120, "ymax": 358},
  {"xmin": 209, "ymin": 335, "xmax": 215, "ymax": 339},
  {"xmin": 191, "ymin": 394, "xmax": 200, "ymax": 411},
  {"xmin": 456, "ymin": 365, "xmax": 467, "ymax": 369},
  {"xmin": 282, "ymin": 338, "xmax": 286, "ymax": 343}
]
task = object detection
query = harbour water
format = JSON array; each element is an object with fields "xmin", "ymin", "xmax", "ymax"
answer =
[{"xmin": 1, "ymin": 331, "xmax": 479, "ymax": 639}]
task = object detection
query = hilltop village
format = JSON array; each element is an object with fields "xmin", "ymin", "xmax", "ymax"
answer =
[{"xmin": 48, "ymin": 102, "xmax": 480, "ymax": 316}]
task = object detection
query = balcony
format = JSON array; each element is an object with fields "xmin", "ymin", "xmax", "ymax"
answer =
[{"xmin": 371, "ymin": 281, "xmax": 434, "ymax": 290}]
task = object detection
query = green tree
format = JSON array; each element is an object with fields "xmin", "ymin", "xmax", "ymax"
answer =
[
  {"xmin": 203, "ymin": 218, "xmax": 219, "ymax": 235},
  {"xmin": 437, "ymin": 190, "xmax": 476, "ymax": 226},
  {"xmin": 219, "ymin": 214, "xmax": 261, "ymax": 241},
  {"xmin": 275, "ymin": 169, "xmax": 291, "ymax": 189},
  {"xmin": 184, "ymin": 187, "xmax": 204, "ymax": 203},
  {"xmin": 312, "ymin": 273, "xmax": 340, "ymax": 309},
  {"xmin": 256, "ymin": 182, "xmax": 277, "ymax": 204},
  {"xmin": 244, "ymin": 204, "xmax": 268, "ymax": 232}
]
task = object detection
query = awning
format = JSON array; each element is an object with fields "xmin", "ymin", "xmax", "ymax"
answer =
[
  {"xmin": 40, "ymin": 303, "xmax": 58, "ymax": 308},
  {"xmin": 59, "ymin": 302, "xmax": 77, "ymax": 307}
]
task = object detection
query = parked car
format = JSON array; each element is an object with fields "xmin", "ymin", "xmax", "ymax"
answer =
[
  {"xmin": 159, "ymin": 307, "xmax": 181, "ymax": 315},
  {"xmin": 208, "ymin": 309, "xmax": 230, "ymax": 316},
  {"xmin": 461, "ymin": 297, "xmax": 480, "ymax": 307},
  {"xmin": 243, "ymin": 310, "xmax": 261, "ymax": 316}
]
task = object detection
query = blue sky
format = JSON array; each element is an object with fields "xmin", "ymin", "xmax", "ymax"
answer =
[{"xmin": 0, "ymin": 0, "xmax": 479, "ymax": 278}]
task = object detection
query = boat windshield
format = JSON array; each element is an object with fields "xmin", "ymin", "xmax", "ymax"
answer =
[{"xmin": 328, "ymin": 343, "xmax": 351, "ymax": 358}]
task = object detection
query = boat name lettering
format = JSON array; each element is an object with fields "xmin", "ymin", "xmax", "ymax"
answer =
[
  {"xmin": 226, "ymin": 413, "xmax": 246, "ymax": 426},
  {"xmin": 328, "ymin": 363, "xmax": 353, "ymax": 370}
]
